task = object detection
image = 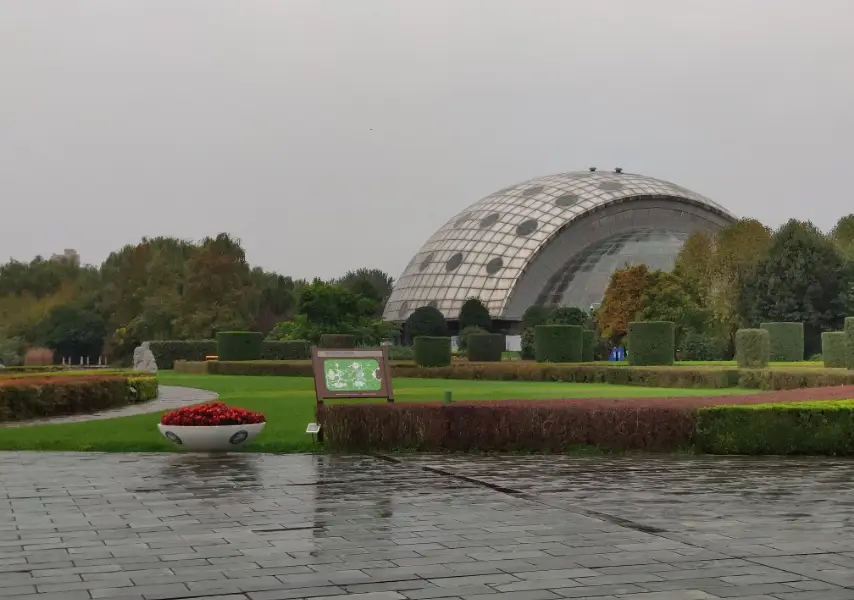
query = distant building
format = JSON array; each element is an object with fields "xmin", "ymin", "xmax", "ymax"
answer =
[
  {"xmin": 51, "ymin": 249, "xmax": 80, "ymax": 266},
  {"xmin": 384, "ymin": 169, "xmax": 736, "ymax": 327}
]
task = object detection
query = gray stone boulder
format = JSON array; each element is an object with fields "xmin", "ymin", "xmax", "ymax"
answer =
[{"xmin": 132, "ymin": 341, "xmax": 158, "ymax": 372}]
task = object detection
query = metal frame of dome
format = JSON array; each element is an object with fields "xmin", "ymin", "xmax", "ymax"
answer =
[{"xmin": 384, "ymin": 170, "xmax": 736, "ymax": 323}]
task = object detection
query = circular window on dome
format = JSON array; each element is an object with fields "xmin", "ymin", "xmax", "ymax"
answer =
[
  {"xmin": 555, "ymin": 193, "xmax": 579, "ymax": 207},
  {"xmin": 522, "ymin": 185, "xmax": 544, "ymax": 197},
  {"xmin": 446, "ymin": 253, "xmax": 463, "ymax": 271},
  {"xmin": 485, "ymin": 257, "xmax": 503, "ymax": 275},
  {"xmin": 479, "ymin": 213, "xmax": 500, "ymax": 229},
  {"xmin": 599, "ymin": 181, "xmax": 624, "ymax": 191},
  {"xmin": 516, "ymin": 219, "xmax": 538, "ymax": 237},
  {"xmin": 419, "ymin": 253, "xmax": 433, "ymax": 271},
  {"xmin": 455, "ymin": 213, "xmax": 471, "ymax": 226}
]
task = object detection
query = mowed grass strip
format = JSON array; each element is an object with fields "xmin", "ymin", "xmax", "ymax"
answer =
[{"xmin": 0, "ymin": 373, "xmax": 751, "ymax": 453}]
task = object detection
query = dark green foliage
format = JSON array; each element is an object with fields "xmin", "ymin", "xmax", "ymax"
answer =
[
  {"xmin": 581, "ymin": 330, "xmax": 595, "ymax": 362},
  {"xmin": 148, "ymin": 340, "xmax": 217, "ymax": 370},
  {"xmin": 760, "ymin": 322, "xmax": 804, "ymax": 361},
  {"xmin": 846, "ymin": 317, "xmax": 854, "ymax": 370},
  {"xmin": 405, "ymin": 306, "xmax": 449, "ymax": 341},
  {"xmin": 216, "ymin": 331, "xmax": 263, "ymax": 361},
  {"xmin": 386, "ymin": 345, "xmax": 413, "ymax": 361},
  {"xmin": 413, "ymin": 336, "xmax": 452, "ymax": 367},
  {"xmin": 696, "ymin": 402, "xmax": 854, "ymax": 455},
  {"xmin": 467, "ymin": 333, "xmax": 505, "ymax": 362},
  {"xmin": 297, "ymin": 281, "xmax": 376, "ymax": 327},
  {"xmin": 740, "ymin": 220, "xmax": 847, "ymax": 357},
  {"xmin": 627, "ymin": 321, "xmax": 675, "ymax": 366},
  {"xmin": 547, "ymin": 306, "xmax": 589, "ymax": 327},
  {"xmin": 822, "ymin": 332, "xmax": 847, "ymax": 368},
  {"xmin": 735, "ymin": 328, "xmax": 770, "ymax": 368},
  {"xmin": 533, "ymin": 325, "xmax": 583, "ymax": 363},
  {"xmin": 458, "ymin": 298, "xmax": 492, "ymax": 332},
  {"xmin": 335, "ymin": 268, "xmax": 394, "ymax": 316},
  {"xmin": 260, "ymin": 340, "xmax": 310, "ymax": 360},
  {"xmin": 678, "ymin": 332, "xmax": 730, "ymax": 361},
  {"xmin": 520, "ymin": 328, "xmax": 535, "ymax": 360},
  {"xmin": 37, "ymin": 305, "xmax": 106, "ymax": 361},
  {"xmin": 318, "ymin": 334, "xmax": 356, "ymax": 349},
  {"xmin": 521, "ymin": 305, "xmax": 551, "ymax": 329},
  {"xmin": 458, "ymin": 326, "xmax": 487, "ymax": 351}
]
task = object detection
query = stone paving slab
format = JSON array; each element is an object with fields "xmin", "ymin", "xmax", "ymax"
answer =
[
  {"xmin": 0, "ymin": 452, "xmax": 852, "ymax": 599},
  {"xmin": 1, "ymin": 386, "xmax": 218, "ymax": 427}
]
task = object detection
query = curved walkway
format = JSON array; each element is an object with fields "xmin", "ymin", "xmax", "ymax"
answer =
[{"xmin": 1, "ymin": 385, "xmax": 218, "ymax": 428}]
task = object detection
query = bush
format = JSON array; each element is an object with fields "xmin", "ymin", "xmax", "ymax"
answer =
[
  {"xmin": 735, "ymin": 328, "xmax": 770, "ymax": 368},
  {"xmin": 24, "ymin": 347, "xmax": 54, "ymax": 366},
  {"xmin": 318, "ymin": 334, "xmax": 356, "ymax": 349},
  {"xmin": 260, "ymin": 340, "xmax": 311, "ymax": 360},
  {"xmin": 386, "ymin": 345, "xmax": 413, "ymax": 361},
  {"xmin": 760, "ymin": 322, "xmax": 804, "ymax": 362},
  {"xmin": 846, "ymin": 317, "xmax": 854, "ymax": 370},
  {"xmin": 405, "ymin": 306, "xmax": 449, "ymax": 341},
  {"xmin": 696, "ymin": 401, "xmax": 854, "ymax": 455},
  {"xmin": 414, "ymin": 336, "xmax": 452, "ymax": 367},
  {"xmin": 679, "ymin": 332, "xmax": 730, "ymax": 361},
  {"xmin": 581, "ymin": 330, "xmax": 595, "ymax": 362},
  {"xmin": 627, "ymin": 321, "xmax": 675, "ymax": 366},
  {"xmin": 534, "ymin": 325, "xmax": 583, "ymax": 363},
  {"xmin": 458, "ymin": 298, "xmax": 492, "ymax": 332},
  {"xmin": 216, "ymin": 331, "xmax": 263, "ymax": 361},
  {"xmin": 467, "ymin": 333, "xmax": 504, "ymax": 362},
  {"xmin": 822, "ymin": 332, "xmax": 847, "ymax": 368},
  {"xmin": 520, "ymin": 328, "xmax": 536, "ymax": 360},
  {"xmin": 319, "ymin": 402, "xmax": 698, "ymax": 453},
  {"xmin": 148, "ymin": 340, "xmax": 216, "ymax": 370},
  {"xmin": 0, "ymin": 374, "xmax": 157, "ymax": 423},
  {"xmin": 457, "ymin": 326, "xmax": 487, "ymax": 351}
]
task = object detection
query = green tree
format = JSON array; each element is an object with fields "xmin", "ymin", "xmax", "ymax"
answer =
[
  {"xmin": 547, "ymin": 306, "xmax": 590, "ymax": 327},
  {"xmin": 458, "ymin": 297, "xmax": 492, "ymax": 331},
  {"xmin": 638, "ymin": 270, "xmax": 712, "ymax": 344},
  {"xmin": 405, "ymin": 305, "xmax": 449, "ymax": 341},
  {"xmin": 739, "ymin": 220, "xmax": 847, "ymax": 357},
  {"xmin": 521, "ymin": 305, "xmax": 551, "ymax": 329},
  {"xmin": 296, "ymin": 281, "xmax": 375, "ymax": 327},
  {"xmin": 336, "ymin": 268, "xmax": 394, "ymax": 315},
  {"xmin": 37, "ymin": 305, "xmax": 106, "ymax": 361},
  {"xmin": 250, "ymin": 268, "xmax": 297, "ymax": 334},
  {"xmin": 830, "ymin": 214, "xmax": 854, "ymax": 262},
  {"xmin": 673, "ymin": 230, "xmax": 715, "ymax": 305}
]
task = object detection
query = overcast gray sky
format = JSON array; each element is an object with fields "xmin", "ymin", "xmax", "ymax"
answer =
[{"xmin": 2, "ymin": 1, "xmax": 853, "ymax": 281}]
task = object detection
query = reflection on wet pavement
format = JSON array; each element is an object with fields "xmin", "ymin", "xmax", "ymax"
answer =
[{"xmin": 1, "ymin": 452, "xmax": 853, "ymax": 599}]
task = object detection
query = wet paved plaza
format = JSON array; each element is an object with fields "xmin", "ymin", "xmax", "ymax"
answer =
[{"xmin": 1, "ymin": 453, "xmax": 853, "ymax": 600}]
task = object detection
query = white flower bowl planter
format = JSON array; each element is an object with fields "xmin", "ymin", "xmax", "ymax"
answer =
[{"xmin": 157, "ymin": 423, "xmax": 265, "ymax": 452}]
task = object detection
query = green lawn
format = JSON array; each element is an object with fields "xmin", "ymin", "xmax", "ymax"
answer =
[{"xmin": 0, "ymin": 373, "xmax": 751, "ymax": 453}]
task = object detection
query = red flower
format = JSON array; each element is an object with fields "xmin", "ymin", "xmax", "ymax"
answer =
[{"xmin": 160, "ymin": 402, "xmax": 265, "ymax": 426}]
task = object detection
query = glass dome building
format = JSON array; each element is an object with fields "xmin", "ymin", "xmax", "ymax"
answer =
[{"xmin": 384, "ymin": 168, "xmax": 736, "ymax": 325}]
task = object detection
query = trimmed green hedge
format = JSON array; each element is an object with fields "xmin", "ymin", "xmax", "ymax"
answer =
[
  {"xmin": 627, "ymin": 321, "xmax": 675, "ymax": 366},
  {"xmin": 735, "ymin": 328, "xmax": 770, "ymax": 368},
  {"xmin": 534, "ymin": 325, "xmax": 583, "ymax": 363},
  {"xmin": 696, "ymin": 401, "xmax": 854, "ymax": 455},
  {"xmin": 581, "ymin": 330, "xmax": 595, "ymax": 362},
  {"xmin": 318, "ymin": 334, "xmax": 356, "ymax": 349},
  {"xmin": 822, "ymin": 332, "xmax": 847, "ymax": 368},
  {"xmin": 261, "ymin": 340, "xmax": 310, "ymax": 360},
  {"xmin": 679, "ymin": 333, "xmax": 730, "ymax": 361},
  {"xmin": 216, "ymin": 331, "xmax": 262, "ymax": 361},
  {"xmin": 0, "ymin": 374, "xmax": 158, "ymax": 423},
  {"xmin": 846, "ymin": 317, "xmax": 854, "ymax": 370},
  {"xmin": 467, "ymin": 333, "xmax": 504, "ymax": 362},
  {"xmin": 760, "ymin": 322, "xmax": 804, "ymax": 362},
  {"xmin": 414, "ymin": 336, "xmax": 452, "ymax": 367},
  {"xmin": 148, "ymin": 340, "xmax": 216, "ymax": 370}
]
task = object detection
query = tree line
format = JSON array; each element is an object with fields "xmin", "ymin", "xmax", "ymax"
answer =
[
  {"xmin": 0, "ymin": 233, "xmax": 395, "ymax": 365},
  {"xmin": 595, "ymin": 215, "xmax": 854, "ymax": 358}
]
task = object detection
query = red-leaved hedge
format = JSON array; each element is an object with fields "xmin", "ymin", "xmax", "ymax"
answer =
[{"xmin": 319, "ymin": 385, "xmax": 854, "ymax": 453}]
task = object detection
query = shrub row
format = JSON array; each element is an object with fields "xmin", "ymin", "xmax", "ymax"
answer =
[
  {"xmin": 149, "ymin": 339, "xmax": 310, "ymax": 368},
  {"xmin": 174, "ymin": 358, "xmax": 854, "ymax": 391},
  {"xmin": 414, "ymin": 336, "xmax": 452, "ymax": 367},
  {"xmin": 0, "ymin": 374, "xmax": 158, "ymax": 423},
  {"xmin": 467, "ymin": 333, "xmax": 504, "ymax": 362},
  {"xmin": 216, "ymin": 331, "xmax": 262, "ymax": 361},
  {"xmin": 760, "ymin": 322, "xmax": 804, "ymax": 362},
  {"xmin": 318, "ymin": 334, "xmax": 357, "ymax": 349},
  {"xmin": 627, "ymin": 321, "xmax": 675, "ymax": 366},
  {"xmin": 319, "ymin": 395, "xmax": 854, "ymax": 455},
  {"xmin": 823, "ymin": 332, "xmax": 847, "ymax": 368},
  {"xmin": 534, "ymin": 325, "xmax": 583, "ymax": 363},
  {"xmin": 735, "ymin": 329, "xmax": 770, "ymax": 368}
]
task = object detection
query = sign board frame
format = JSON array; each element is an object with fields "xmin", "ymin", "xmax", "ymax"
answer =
[{"xmin": 311, "ymin": 347, "xmax": 394, "ymax": 406}]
